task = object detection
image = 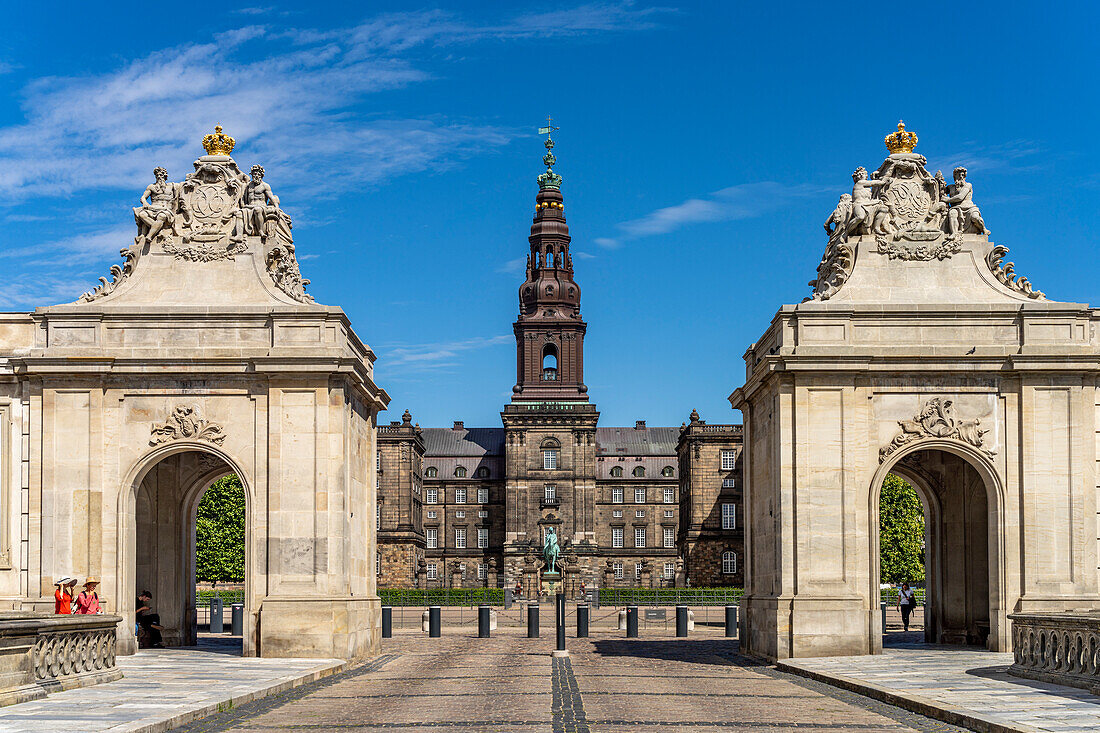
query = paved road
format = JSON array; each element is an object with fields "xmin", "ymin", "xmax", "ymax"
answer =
[{"xmin": 178, "ymin": 631, "xmax": 967, "ymax": 733}]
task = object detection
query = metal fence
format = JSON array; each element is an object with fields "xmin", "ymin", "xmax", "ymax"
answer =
[
  {"xmin": 880, "ymin": 587, "xmax": 926, "ymax": 606},
  {"xmin": 379, "ymin": 588, "xmax": 506, "ymax": 607},
  {"xmin": 195, "ymin": 589, "xmax": 245, "ymax": 626},
  {"xmin": 597, "ymin": 587, "xmax": 743, "ymax": 607}
]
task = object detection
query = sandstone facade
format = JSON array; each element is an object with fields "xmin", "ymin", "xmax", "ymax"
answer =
[{"xmin": 0, "ymin": 129, "xmax": 388, "ymax": 659}]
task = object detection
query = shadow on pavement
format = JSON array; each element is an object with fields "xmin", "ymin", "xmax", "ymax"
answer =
[{"xmin": 590, "ymin": 638, "xmax": 743, "ymax": 665}]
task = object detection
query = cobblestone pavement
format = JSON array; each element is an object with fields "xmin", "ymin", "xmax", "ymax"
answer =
[
  {"xmin": 178, "ymin": 630, "xmax": 969, "ymax": 733},
  {"xmin": 781, "ymin": 646, "xmax": 1100, "ymax": 732}
]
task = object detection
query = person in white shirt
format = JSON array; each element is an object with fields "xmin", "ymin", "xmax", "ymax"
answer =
[{"xmin": 898, "ymin": 582, "xmax": 916, "ymax": 632}]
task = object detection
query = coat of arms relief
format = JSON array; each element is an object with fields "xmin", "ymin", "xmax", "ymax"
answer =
[
  {"xmin": 82, "ymin": 126, "xmax": 313, "ymax": 304},
  {"xmin": 809, "ymin": 122, "xmax": 1042, "ymax": 302}
]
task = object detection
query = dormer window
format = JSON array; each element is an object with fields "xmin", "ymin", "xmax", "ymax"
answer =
[
  {"xmin": 454, "ymin": 466, "xmax": 467, "ymax": 478},
  {"xmin": 425, "ymin": 467, "xmax": 437, "ymax": 478}
]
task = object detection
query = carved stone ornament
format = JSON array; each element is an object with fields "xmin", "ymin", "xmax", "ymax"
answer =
[
  {"xmin": 150, "ymin": 404, "xmax": 227, "ymax": 446},
  {"xmin": 163, "ymin": 239, "xmax": 247, "ymax": 262},
  {"xmin": 809, "ymin": 240, "xmax": 855, "ymax": 300},
  {"xmin": 879, "ymin": 397, "xmax": 992, "ymax": 462},
  {"xmin": 81, "ymin": 243, "xmax": 139, "ymax": 302},
  {"xmin": 266, "ymin": 243, "xmax": 315, "ymax": 303},
  {"xmin": 810, "ymin": 122, "xmax": 994, "ymax": 298},
  {"xmin": 987, "ymin": 245, "xmax": 1045, "ymax": 299}
]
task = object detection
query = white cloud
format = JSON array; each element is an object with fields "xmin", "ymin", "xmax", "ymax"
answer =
[
  {"xmin": 381, "ymin": 335, "xmax": 512, "ymax": 371},
  {"xmin": 602, "ymin": 182, "xmax": 821, "ymax": 244},
  {"xmin": 496, "ymin": 256, "xmax": 527, "ymax": 274}
]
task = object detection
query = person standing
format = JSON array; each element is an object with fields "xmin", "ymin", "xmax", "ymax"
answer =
[
  {"xmin": 74, "ymin": 578, "xmax": 101, "ymax": 614},
  {"xmin": 53, "ymin": 577, "xmax": 76, "ymax": 614},
  {"xmin": 898, "ymin": 582, "xmax": 916, "ymax": 632}
]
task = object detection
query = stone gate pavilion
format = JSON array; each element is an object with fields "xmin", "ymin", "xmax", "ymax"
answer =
[
  {"xmin": 0, "ymin": 127, "xmax": 388, "ymax": 658},
  {"xmin": 732, "ymin": 123, "xmax": 1100, "ymax": 660}
]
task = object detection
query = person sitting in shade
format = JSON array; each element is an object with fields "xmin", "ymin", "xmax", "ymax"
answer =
[
  {"xmin": 136, "ymin": 590, "xmax": 164, "ymax": 648},
  {"xmin": 74, "ymin": 578, "xmax": 101, "ymax": 614},
  {"xmin": 53, "ymin": 576, "xmax": 76, "ymax": 614}
]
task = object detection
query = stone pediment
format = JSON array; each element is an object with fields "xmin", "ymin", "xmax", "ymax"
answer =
[
  {"xmin": 70, "ymin": 126, "xmax": 316, "ymax": 310},
  {"xmin": 809, "ymin": 122, "xmax": 1046, "ymax": 305}
]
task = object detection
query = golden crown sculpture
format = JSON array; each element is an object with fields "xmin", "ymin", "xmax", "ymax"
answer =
[
  {"xmin": 202, "ymin": 125, "xmax": 236, "ymax": 156},
  {"xmin": 884, "ymin": 120, "xmax": 918, "ymax": 154}
]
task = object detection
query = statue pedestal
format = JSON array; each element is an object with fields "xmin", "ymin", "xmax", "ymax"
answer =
[{"xmin": 541, "ymin": 572, "xmax": 562, "ymax": 596}]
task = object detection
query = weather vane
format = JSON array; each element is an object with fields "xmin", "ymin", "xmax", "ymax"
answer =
[{"xmin": 538, "ymin": 116, "xmax": 559, "ymax": 137}]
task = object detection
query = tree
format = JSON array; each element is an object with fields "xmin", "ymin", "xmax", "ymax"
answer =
[
  {"xmin": 879, "ymin": 474, "xmax": 925, "ymax": 584},
  {"xmin": 195, "ymin": 474, "xmax": 245, "ymax": 583}
]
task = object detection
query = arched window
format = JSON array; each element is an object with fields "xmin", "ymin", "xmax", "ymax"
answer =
[
  {"xmin": 454, "ymin": 466, "xmax": 467, "ymax": 478},
  {"xmin": 542, "ymin": 345, "xmax": 558, "ymax": 381},
  {"xmin": 425, "ymin": 467, "xmax": 437, "ymax": 478},
  {"xmin": 722, "ymin": 551, "xmax": 737, "ymax": 575},
  {"xmin": 610, "ymin": 466, "xmax": 623, "ymax": 478},
  {"xmin": 632, "ymin": 466, "xmax": 645, "ymax": 478},
  {"xmin": 475, "ymin": 466, "xmax": 489, "ymax": 478},
  {"xmin": 661, "ymin": 466, "xmax": 674, "ymax": 477}
]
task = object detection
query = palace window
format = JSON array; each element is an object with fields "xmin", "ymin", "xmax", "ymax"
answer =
[
  {"xmin": 664, "ymin": 527, "xmax": 675, "ymax": 548},
  {"xmin": 722, "ymin": 478, "xmax": 737, "ymax": 488},
  {"xmin": 544, "ymin": 484, "xmax": 556, "ymax": 501},
  {"xmin": 636, "ymin": 510, "xmax": 645, "ymax": 518},
  {"xmin": 663, "ymin": 487, "xmax": 675, "ymax": 503},
  {"xmin": 610, "ymin": 466, "xmax": 623, "ymax": 478},
  {"xmin": 476, "ymin": 466, "xmax": 490, "ymax": 478},
  {"xmin": 456, "ymin": 510, "xmax": 465, "ymax": 519},
  {"xmin": 612, "ymin": 487, "xmax": 623, "ymax": 503},
  {"xmin": 426, "ymin": 528, "xmax": 438, "ymax": 549},
  {"xmin": 632, "ymin": 466, "xmax": 645, "ymax": 478},
  {"xmin": 455, "ymin": 528, "xmax": 466, "ymax": 549},
  {"xmin": 426, "ymin": 488, "xmax": 438, "ymax": 504},
  {"xmin": 634, "ymin": 563, "xmax": 642, "ymax": 580},
  {"xmin": 613, "ymin": 561, "xmax": 624, "ymax": 580},
  {"xmin": 634, "ymin": 487, "xmax": 646, "ymax": 504},
  {"xmin": 426, "ymin": 563, "xmax": 438, "ymax": 580},
  {"xmin": 478, "ymin": 510, "xmax": 488, "ymax": 518},
  {"xmin": 459, "ymin": 563, "xmax": 467, "ymax": 579},
  {"xmin": 478, "ymin": 563, "xmax": 487, "ymax": 580},
  {"xmin": 425, "ymin": 467, "xmax": 438, "ymax": 478},
  {"xmin": 664, "ymin": 562, "xmax": 675, "ymax": 579},
  {"xmin": 455, "ymin": 466, "xmax": 467, "ymax": 478},
  {"xmin": 376, "ymin": 450, "xmax": 381, "ymax": 471},
  {"xmin": 634, "ymin": 527, "xmax": 646, "ymax": 548},
  {"xmin": 376, "ymin": 502, "xmax": 381, "ymax": 530},
  {"xmin": 722, "ymin": 551, "xmax": 737, "ymax": 575},
  {"xmin": 612, "ymin": 527, "xmax": 624, "ymax": 548},
  {"xmin": 477, "ymin": 487, "xmax": 489, "ymax": 503},
  {"xmin": 613, "ymin": 509, "xmax": 623, "ymax": 518},
  {"xmin": 664, "ymin": 509, "xmax": 674, "ymax": 518},
  {"xmin": 543, "ymin": 449, "xmax": 558, "ymax": 470},
  {"xmin": 478, "ymin": 528, "xmax": 488, "ymax": 549},
  {"xmin": 722, "ymin": 503, "xmax": 736, "ymax": 530},
  {"xmin": 662, "ymin": 466, "xmax": 674, "ymax": 477},
  {"xmin": 427, "ymin": 510, "xmax": 437, "ymax": 519},
  {"xmin": 721, "ymin": 450, "xmax": 736, "ymax": 471},
  {"xmin": 455, "ymin": 488, "xmax": 466, "ymax": 504}
]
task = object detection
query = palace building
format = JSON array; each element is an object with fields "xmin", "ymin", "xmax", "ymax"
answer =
[{"xmin": 376, "ymin": 135, "xmax": 743, "ymax": 591}]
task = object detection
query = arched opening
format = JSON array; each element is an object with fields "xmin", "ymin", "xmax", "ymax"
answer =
[
  {"xmin": 873, "ymin": 446, "xmax": 999, "ymax": 650},
  {"xmin": 127, "ymin": 447, "xmax": 251, "ymax": 656},
  {"xmin": 542, "ymin": 345, "xmax": 558, "ymax": 381}
]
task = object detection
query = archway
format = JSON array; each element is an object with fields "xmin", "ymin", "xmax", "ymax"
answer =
[
  {"xmin": 872, "ymin": 444, "xmax": 1002, "ymax": 649},
  {"xmin": 124, "ymin": 446, "xmax": 253, "ymax": 656}
]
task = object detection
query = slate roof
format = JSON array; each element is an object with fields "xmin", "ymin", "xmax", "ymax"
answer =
[
  {"xmin": 595, "ymin": 427, "xmax": 679, "ymax": 457},
  {"xmin": 422, "ymin": 427, "xmax": 505, "ymax": 457}
]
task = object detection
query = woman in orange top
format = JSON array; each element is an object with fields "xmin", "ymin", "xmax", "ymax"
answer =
[
  {"xmin": 53, "ymin": 577, "xmax": 75, "ymax": 614},
  {"xmin": 74, "ymin": 578, "xmax": 101, "ymax": 614}
]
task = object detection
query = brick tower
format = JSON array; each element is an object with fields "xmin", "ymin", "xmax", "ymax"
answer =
[{"xmin": 502, "ymin": 130, "xmax": 599, "ymax": 592}]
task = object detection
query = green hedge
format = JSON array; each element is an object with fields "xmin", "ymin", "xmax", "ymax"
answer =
[
  {"xmin": 379, "ymin": 588, "xmax": 505, "ymax": 607},
  {"xmin": 598, "ymin": 587, "xmax": 743, "ymax": 606},
  {"xmin": 195, "ymin": 588, "xmax": 245, "ymax": 606}
]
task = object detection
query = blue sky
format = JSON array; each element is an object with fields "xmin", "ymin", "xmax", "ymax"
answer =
[{"xmin": 1, "ymin": 1, "xmax": 1097, "ymax": 428}]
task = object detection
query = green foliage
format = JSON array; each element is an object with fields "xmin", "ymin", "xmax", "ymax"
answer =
[
  {"xmin": 195, "ymin": 474, "xmax": 245, "ymax": 583},
  {"xmin": 379, "ymin": 588, "xmax": 504, "ymax": 606},
  {"xmin": 598, "ymin": 587, "xmax": 742, "ymax": 606},
  {"xmin": 879, "ymin": 474, "xmax": 925, "ymax": 584}
]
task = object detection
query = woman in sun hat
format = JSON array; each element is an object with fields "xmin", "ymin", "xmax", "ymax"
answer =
[
  {"xmin": 53, "ymin": 576, "xmax": 76, "ymax": 614},
  {"xmin": 74, "ymin": 578, "xmax": 101, "ymax": 614}
]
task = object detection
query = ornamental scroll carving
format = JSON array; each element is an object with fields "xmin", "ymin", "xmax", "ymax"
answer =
[
  {"xmin": 33, "ymin": 629, "xmax": 116, "ymax": 680},
  {"xmin": 81, "ymin": 244, "xmax": 139, "ymax": 302},
  {"xmin": 987, "ymin": 245, "xmax": 1045, "ymax": 300},
  {"xmin": 266, "ymin": 244, "xmax": 314, "ymax": 303},
  {"xmin": 150, "ymin": 404, "xmax": 227, "ymax": 446},
  {"xmin": 879, "ymin": 397, "xmax": 992, "ymax": 462}
]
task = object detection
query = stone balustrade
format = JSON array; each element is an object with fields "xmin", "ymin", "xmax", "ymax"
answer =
[
  {"xmin": 0, "ymin": 612, "xmax": 122, "ymax": 706},
  {"xmin": 1008, "ymin": 612, "xmax": 1100, "ymax": 693}
]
